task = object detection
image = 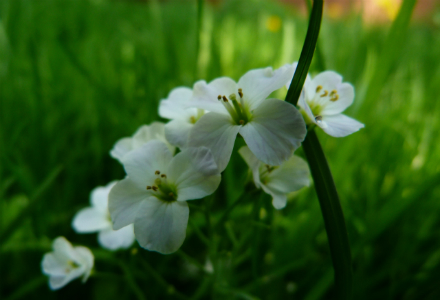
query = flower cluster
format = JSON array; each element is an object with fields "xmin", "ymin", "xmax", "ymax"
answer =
[{"xmin": 42, "ymin": 61, "xmax": 364, "ymax": 290}]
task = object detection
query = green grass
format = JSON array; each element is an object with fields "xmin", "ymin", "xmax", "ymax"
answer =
[{"xmin": 1, "ymin": 0, "xmax": 440, "ymax": 299}]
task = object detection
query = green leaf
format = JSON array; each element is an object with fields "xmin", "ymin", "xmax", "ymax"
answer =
[
  {"xmin": 302, "ymin": 130, "xmax": 352, "ymax": 300},
  {"xmin": 285, "ymin": 0, "xmax": 323, "ymax": 106}
]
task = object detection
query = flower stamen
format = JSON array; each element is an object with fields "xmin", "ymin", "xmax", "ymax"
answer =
[
  {"xmin": 316, "ymin": 85, "xmax": 323, "ymax": 93},
  {"xmin": 320, "ymin": 90, "xmax": 328, "ymax": 97}
]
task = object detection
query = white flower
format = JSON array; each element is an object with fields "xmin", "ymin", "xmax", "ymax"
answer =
[
  {"xmin": 72, "ymin": 182, "xmax": 135, "ymax": 251},
  {"xmin": 295, "ymin": 70, "xmax": 364, "ymax": 137},
  {"xmin": 159, "ymin": 87, "xmax": 207, "ymax": 148},
  {"xmin": 187, "ymin": 64, "xmax": 307, "ymax": 172},
  {"xmin": 108, "ymin": 140, "xmax": 221, "ymax": 254},
  {"xmin": 41, "ymin": 237, "xmax": 94, "ymax": 290},
  {"xmin": 110, "ymin": 122, "xmax": 175, "ymax": 162},
  {"xmin": 239, "ymin": 146, "xmax": 310, "ymax": 209}
]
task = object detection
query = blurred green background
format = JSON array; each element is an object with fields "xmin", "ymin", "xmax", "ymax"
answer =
[{"xmin": 1, "ymin": 0, "xmax": 440, "ymax": 299}]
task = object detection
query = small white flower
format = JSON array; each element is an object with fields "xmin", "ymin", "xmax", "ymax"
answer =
[
  {"xmin": 72, "ymin": 182, "xmax": 135, "ymax": 251},
  {"xmin": 295, "ymin": 70, "xmax": 364, "ymax": 137},
  {"xmin": 159, "ymin": 87, "xmax": 207, "ymax": 148},
  {"xmin": 109, "ymin": 140, "xmax": 221, "ymax": 254},
  {"xmin": 110, "ymin": 122, "xmax": 175, "ymax": 162},
  {"xmin": 41, "ymin": 237, "xmax": 94, "ymax": 290},
  {"xmin": 188, "ymin": 64, "xmax": 306, "ymax": 172},
  {"xmin": 239, "ymin": 146, "xmax": 310, "ymax": 209}
]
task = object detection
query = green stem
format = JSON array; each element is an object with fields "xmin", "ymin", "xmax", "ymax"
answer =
[
  {"xmin": 302, "ymin": 129, "xmax": 352, "ymax": 299},
  {"xmin": 214, "ymin": 188, "xmax": 257, "ymax": 231},
  {"xmin": 285, "ymin": 0, "xmax": 323, "ymax": 106},
  {"xmin": 118, "ymin": 261, "xmax": 147, "ymax": 300},
  {"xmin": 194, "ymin": 0, "xmax": 204, "ymax": 80},
  {"xmin": 139, "ymin": 257, "xmax": 190, "ymax": 300}
]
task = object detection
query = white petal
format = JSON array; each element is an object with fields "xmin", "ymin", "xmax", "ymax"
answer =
[
  {"xmin": 51, "ymin": 237, "xmax": 76, "ymax": 262},
  {"xmin": 306, "ymin": 71, "xmax": 342, "ymax": 99},
  {"xmin": 265, "ymin": 155, "xmax": 310, "ymax": 193},
  {"xmin": 168, "ymin": 147, "xmax": 221, "ymax": 201},
  {"xmin": 122, "ymin": 140, "xmax": 173, "ymax": 189},
  {"xmin": 48, "ymin": 268, "xmax": 84, "ymax": 290},
  {"xmin": 74, "ymin": 246, "xmax": 94, "ymax": 282},
  {"xmin": 239, "ymin": 99, "xmax": 306, "ymax": 166},
  {"xmin": 134, "ymin": 199, "xmax": 189, "ymax": 254},
  {"xmin": 322, "ymin": 82, "xmax": 354, "ymax": 115},
  {"xmin": 261, "ymin": 185, "xmax": 288, "ymax": 210},
  {"xmin": 98, "ymin": 225, "xmax": 135, "ymax": 251},
  {"xmin": 320, "ymin": 114, "xmax": 365, "ymax": 137},
  {"xmin": 108, "ymin": 178, "xmax": 153, "ymax": 230},
  {"xmin": 238, "ymin": 64, "xmax": 294, "ymax": 110},
  {"xmin": 72, "ymin": 207, "xmax": 110, "ymax": 233},
  {"xmin": 90, "ymin": 181, "xmax": 116, "ymax": 213},
  {"xmin": 187, "ymin": 112, "xmax": 241, "ymax": 172},
  {"xmin": 192, "ymin": 78, "xmax": 237, "ymax": 114},
  {"xmin": 110, "ymin": 137, "xmax": 133, "ymax": 162},
  {"xmin": 159, "ymin": 87, "xmax": 198, "ymax": 121},
  {"xmin": 164, "ymin": 119, "xmax": 194, "ymax": 148},
  {"xmin": 238, "ymin": 146, "xmax": 262, "ymax": 188},
  {"xmin": 42, "ymin": 253, "xmax": 68, "ymax": 277}
]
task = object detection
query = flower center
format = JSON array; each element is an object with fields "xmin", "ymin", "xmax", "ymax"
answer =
[
  {"xmin": 65, "ymin": 260, "xmax": 80, "ymax": 273},
  {"xmin": 217, "ymin": 88, "xmax": 252, "ymax": 125},
  {"xmin": 146, "ymin": 170, "xmax": 177, "ymax": 203},
  {"xmin": 307, "ymin": 85, "xmax": 340, "ymax": 124},
  {"xmin": 260, "ymin": 164, "xmax": 278, "ymax": 184},
  {"xmin": 189, "ymin": 109, "xmax": 205, "ymax": 124}
]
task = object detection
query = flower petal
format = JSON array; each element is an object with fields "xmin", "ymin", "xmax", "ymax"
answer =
[
  {"xmin": 90, "ymin": 181, "xmax": 116, "ymax": 213},
  {"xmin": 322, "ymin": 82, "xmax": 354, "ymax": 115},
  {"xmin": 320, "ymin": 114, "xmax": 365, "ymax": 137},
  {"xmin": 97, "ymin": 225, "xmax": 135, "ymax": 251},
  {"xmin": 48, "ymin": 268, "xmax": 85, "ymax": 290},
  {"xmin": 74, "ymin": 246, "xmax": 94, "ymax": 282},
  {"xmin": 240, "ymin": 99, "xmax": 306, "ymax": 166},
  {"xmin": 134, "ymin": 199, "xmax": 189, "ymax": 254},
  {"xmin": 164, "ymin": 119, "xmax": 194, "ymax": 148},
  {"xmin": 159, "ymin": 87, "xmax": 196, "ymax": 120},
  {"xmin": 187, "ymin": 112, "xmax": 241, "ymax": 172},
  {"xmin": 72, "ymin": 207, "xmax": 110, "ymax": 233},
  {"xmin": 110, "ymin": 137, "xmax": 132, "ymax": 162},
  {"xmin": 261, "ymin": 185, "xmax": 288, "ymax": 210},
  {"xmin": 266, "ymin": 155, "xmax": 310, "ymax": 194},
  {"xmin": 305, "ymin": 70, "xmax": 342, "ymax": 99},
  {"xmin": 131, "ymin": 122, "xmax": 175, "ymax": 155},
  {"xmin": 167, "ymin": 147, "xmax": 221, "ymax": 201},
  {"xmin": 122, "ymin": 140, "xmax": 173, "ymax": 189},
  {"xmin": 238, "ymin": 146, "xmax": 262, "ymax": 188},
  {"xmin": 238, "ymin": 64, "xmax": 294, "ymax": 110},
  {"xmin": 192, "ymin": 78, "xmax": 237, "ymax": 114},
  {"xmin": 108, "ymin": 178, "xmax": 153, "ymax": 230}
]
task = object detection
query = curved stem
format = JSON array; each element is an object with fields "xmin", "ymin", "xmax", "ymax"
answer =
[{"xmin": 302, "ymin": 129, "xmax": 352, "ymax": 299}]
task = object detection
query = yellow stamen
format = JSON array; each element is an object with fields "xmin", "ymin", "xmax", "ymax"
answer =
[
  {"xmin": 146, "ymin": 186, "xmax": 152, "ymax": 190},
  {"xmin": 320, "ymin": 90, "xmax": 328, "ymax": 97},
  {"xmin": 330, "ymin": 94, "xmax": 339, "ymax": 101},
  {"xmin": 217, "ymin": 95, "xmax": 222, "ymax": 100},
  {"xmin": 155, "ymin": 170, "xmax": 160, "ymax": 175},
  {"xmin": 316, "ymin": 85, "xmax": 323, "ymax": 93}
]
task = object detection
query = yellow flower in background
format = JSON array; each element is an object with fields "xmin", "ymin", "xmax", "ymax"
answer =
[
  {"xmin": 374, "ymin": 0, "xmax": 401, "ymax": 20},
  {"xmin": 266, "ymin": 15, "xmax": 282, "ymax": 33}
]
